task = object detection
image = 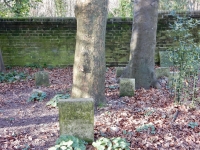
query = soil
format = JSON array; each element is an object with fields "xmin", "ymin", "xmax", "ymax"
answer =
[{"xmin": 0, "ymin": 67, "xmax": 200, "ymax": 150}]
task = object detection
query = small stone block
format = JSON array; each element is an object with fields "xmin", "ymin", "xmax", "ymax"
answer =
[
  {"xmin": 35, "ymin": 71, "xmax": 49, "ymax": 86},
  {"xmin": 120, "ymin": 78, "xmax": 135, "ymax": 97},
  {"xmin": 159, "ymin": 51, "xmax": 174, "ymax": 67},
  {"xmin": 116, "ymin": 67, "xmax": 125, "ymax": 77},
  {"xmin": 155, "ymin": 67, "xmax": 170, "ymax": 78},
  {"xmin": 58, "ymin": 98, "xmax": 94, "ymax": 143}
]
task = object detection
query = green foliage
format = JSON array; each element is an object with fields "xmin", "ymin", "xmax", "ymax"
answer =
[
  {"xmin": 111, "ymin": 137, "xmax": 130, "ymax": 150},
  {"xmin": 136, "ymin": 124, "xmax": 156, "ymax": 134},
  {"xmin": 28, "ymin": 90, "xmax": 46, "ymax": 102},
  {"xmin": 25, "ymin": 63, "xmax": 41, "ymax": 68},
  {"xmin": 22, "ymin": 144, "xmax": 31, "ymax": 150},
  {"xmin": 55, "ymin": 0, "xmax": 66, "ymax": 17},
  {"xmin": 92, "ymin": 137, "xmax": 130, "ymax": 150},
  {"xmin": 46, "ymin": 94, "xmax": 70, "ymax": 107},
  {"xmin": 108, "ymin": 85, "xmax": 118, "ymax": 90},
  {"xmin": 2, "ymin": 0, "xmax": 42, "ymax": 17},
  {"xmin": 109, "ymin": 0, "xmax": 133, "ymax": 18},
  {"xmin": 92, "ymin": 137, "xmax": 112, "ymax": 150},
  {"xmin": 48, "ymin": 135, "xmax": 87, "ymax": 150},
  {"xmin": 109, "ymin": 0, "xmax": 200, "ymax": 18},
  {"xmin": 167, "ymin": 13, "xmax": 200, "ymax": 104},
  {"xmin": 160, "ymin": 0, "xmax": 187, "ymax": 11},
  {"xmin": 159, "ymin": 0, "xmax": 200, "ymax": 11},
  {"xmin": 0, "ymin": 71, "xmax": 26, "ymax": 83},
  {"xmin": 25, "ymin": 63, "xmax": 54, "ymax": 70},
  {"xmin": 0, "ymin": 2, "xmax": 10, "ymax": 17},
  {"xmin": 5, "ymin": 66, "xmax": 12, "ymax": 70},
  {"xmin": 188, "ymin": 122, "xmax": 198, "ymax": 129}
]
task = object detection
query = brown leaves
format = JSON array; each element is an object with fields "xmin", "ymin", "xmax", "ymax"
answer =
[
  {"xmin": 96, "ymin": 68, "xmax": 200, "ymax": 149},
  {"xmin": 0, "ymin": 67, "xmax": 200, "ymax": 149}
]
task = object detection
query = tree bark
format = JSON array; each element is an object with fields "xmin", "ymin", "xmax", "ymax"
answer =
[
  {"xmin": 71, "ymin": 0, "xmax": 108, "ymax": 108},
  {"xmin": 122, "ymin": 0, "xmax": 159, "ymax": 89},
  {"xmin": 0, "ymin": 49, "xmax": 5, "ymax": 72}
]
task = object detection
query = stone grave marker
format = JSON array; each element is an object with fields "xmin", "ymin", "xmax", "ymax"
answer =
[
  {"xmin": 155, "ymin": 67, "xmax": 170, "ymax": 78},
  {"xmin": 159, "ymin": 51, "xmax": 174, "ymax": 67},
  {"xmin": 58, "ymin": 98, "xmax": 94, "ymax": 143},
  {"xmin": 35, "ymin": 71, "xmax": 49, "ymax": 86},
  {"xmin": 120, "ymin": 78, "xmax": 135, "ymax": 97}
]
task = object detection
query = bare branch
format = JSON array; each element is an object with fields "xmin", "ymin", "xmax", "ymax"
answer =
[{"xmin": 3, "ymin": 0, "xmax": 12, "ymax": 9}]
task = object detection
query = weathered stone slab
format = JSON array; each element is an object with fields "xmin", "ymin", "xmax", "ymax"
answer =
[
  {"xmin": 155, "ymin": 67, "xmax": 170, "ymax": 78},
  {"xmin": 35, "ymin": 71, "xmax": 49, "ymax": 86},
  {"xmin": 120, "ymin": 78, "xmax": 135, "ymax": 97},
  {"xmin": 58, "ymin": 98, "xmax": 94, "ymax": 143},
  {"xmin": 116, "ymin": 67, "xmax": 125, "ymax": 77},
  {"xmin": 159, "ymin": 51, "xmax": 174, "ymax": 67}
]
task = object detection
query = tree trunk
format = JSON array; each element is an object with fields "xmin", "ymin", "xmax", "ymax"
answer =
[
  {"xmin": 0, "ymin": 49, "xmax": 5, "ymax": 72},
  {"xmin": 122, "ymin": 0, "xmax": 159, "ymax": 89},
  {"xmin": 71, "ymin": 0, "xmax": 108, "ymax": 108}
]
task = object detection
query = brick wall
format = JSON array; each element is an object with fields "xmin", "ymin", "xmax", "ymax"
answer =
[{"xmin": 0, "ymin": 12, "xmax": 199, "ymax": 67}]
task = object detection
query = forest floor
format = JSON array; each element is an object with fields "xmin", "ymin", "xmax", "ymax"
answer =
[{"xmin": 0, "ymin": 67, "xmax": 200, "ymax": 150}]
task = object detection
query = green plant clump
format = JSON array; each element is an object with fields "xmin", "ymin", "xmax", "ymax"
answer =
[
  {"xmin": 46, "ymin": 94, "xmax": 70, "ymax": 107},
  {"xmin": 188, "ymin": 122, "xmax": 198, "ymax": 129},
  {"xmin": 28, "ymin": 90, "xmax": 46, "ymax": 102},
  {"xmin": 48, "ymin": 135, "xmax": 87, "ymax": 150},
  {"xmin": 0, "ymin": 71, "xmax": 26, "ymax": 83},
  {"xmin": 92, "ymin": 137, "xmax": 130, "ymax": 150},
  {"xmin": 136, "ymin": 124, "xmax": 156, "ymax": 134}
]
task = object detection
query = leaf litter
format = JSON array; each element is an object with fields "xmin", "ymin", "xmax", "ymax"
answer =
[{"xmin": 0, "ymin": 67, "xmax": 199, "ymax": 149}]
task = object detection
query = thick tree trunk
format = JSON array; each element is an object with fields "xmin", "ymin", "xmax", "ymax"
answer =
[
  {"xmin": 0, "ymin": 49, "xmax": 5, "ymax": 72},
  {"xmin": 71, "ymin": 0, "xmax": 108, "ymax": 108},
  {"xmin": 122, "ymin": 0, "xmax": 159, "ymax": 89}
]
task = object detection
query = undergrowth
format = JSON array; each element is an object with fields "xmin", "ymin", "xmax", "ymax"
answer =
[
  {"xmin": 46, "ymin": 94, "xmax": 70, "ymax": 107},
  {"xmin": 167, "ymin": 12, "xmax": 200, "ymax": 105},
  {"xmin": 49, "ymin": 135, "xmax": 130, "ymax": 150},
  {"xmin": 48, "ymin": 135, "xmax": 87, "ymax": 150},
  {"xmin": 28, "ymin": 90, "xmax": 47, "ymax": 102},
  {"xmin": 0, "ymin": 71, "xmax": 26, "ymax": 83}
]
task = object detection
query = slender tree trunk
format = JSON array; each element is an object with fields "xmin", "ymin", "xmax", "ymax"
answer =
[
  {"xmin": 0, "ymin": 49, "xmax": 5, "ymax": 72},
  {"xmin": 71, "ymin": 0, "xmax": 108, "ymax": 108},
  {"xmin": 122, "ymin": 0, "xmax": 159, "ymax": 89}
]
